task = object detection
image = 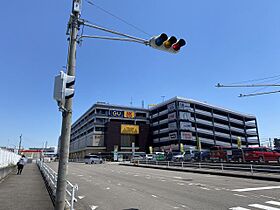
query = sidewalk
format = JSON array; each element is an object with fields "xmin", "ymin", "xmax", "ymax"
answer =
[{"xmin": 0, "ymin": 163, "xmax": 53, "ymax": 210}]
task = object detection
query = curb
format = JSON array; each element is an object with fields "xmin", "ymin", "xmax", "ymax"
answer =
[
  {"xmin": 0, "ymin": 165, "xmax": 16, "ymax": 182},
  {"xmin": 120, "ymin": 163, "xmax": 280, "ymax": 182}
]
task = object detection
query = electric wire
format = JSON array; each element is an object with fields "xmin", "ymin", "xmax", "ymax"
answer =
[
  {"xmin": 229, "ymin": 74, "xmax": 280, "ymax": 85},
  {"xmin": 248, "ymin": 77, "xmax": 280, "ymax": 94},
  {"xmin": 84, "ymin": 0, "xmax": 152, "ymax": 37}
]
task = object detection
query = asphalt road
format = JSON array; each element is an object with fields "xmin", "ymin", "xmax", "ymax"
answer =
[{"xmin": 48, "ymin": 162, "xmax": 280, "ymax": 210}]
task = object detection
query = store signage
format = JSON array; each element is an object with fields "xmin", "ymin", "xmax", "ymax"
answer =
[
  {"xmin": 180, "ymin": 122, "xmax": 192, "ymax": 130},
  {"xmin": 179, "ymin": 112, "xmax": 191, "ymax": 120},
  {"xmin": 169, "ymin": 132, "xmax": 178, "ymax": 140},
  {"xmin": 121, "ymin": 125, "xmax": 139, "ymax": 134},
  {"xmin": 178, "ymin": 102, "xmax": 190, "ymax": 110},
  {"xmin": 167, "ymin": 102, "xmax": 176, "ymax": 111},
  {"xmin": 109, "ymin": 110, "xmax": 124, "ymax": 118},
  {"xmin": 168, "ymin": 112, "xmax": 176, "ymax": 120},
  {"xmin": 181, "ymin": 131, "xmax": 192, "ymax": 140},
  {"xmin": 124, "ymin": 111, "xmax": 135, "ymax": 118}
]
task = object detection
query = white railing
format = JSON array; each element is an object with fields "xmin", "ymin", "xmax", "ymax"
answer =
[
  {"xmin": 37, "ymin": 160, "xmax": 78, "ymax": 210},
  {"xmin": 0, "ymin": 148, "xmax": 20, "ymax": 168}
]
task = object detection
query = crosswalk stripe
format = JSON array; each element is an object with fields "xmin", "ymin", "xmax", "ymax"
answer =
[
  {"xmin": 266, "ymin": 201, "xmax": 280, "ymax": 206},
  {"xmin": 229, "ymin": 207, "xmax": 251, "ymax": 210},
  {"xmin": 249, "ymin": 204, "xmax": 280, "ymax": 210}
]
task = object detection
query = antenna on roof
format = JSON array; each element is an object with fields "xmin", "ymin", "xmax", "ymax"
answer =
[
  {"xmin": 130, "ymin": 97, "xmax": 133, "ymax": 106},
  {"xmin": 142, "ymin": 100, "xmax": 144, "ymax": 108}
]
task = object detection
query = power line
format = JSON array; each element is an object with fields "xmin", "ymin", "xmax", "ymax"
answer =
[
  {"xmin": 84, "ymin": 0, "xmax": 152, "ymax": 37},
  {"xmin": 229, "ymin": 74, "xmax": 280, "ymax": 85}
]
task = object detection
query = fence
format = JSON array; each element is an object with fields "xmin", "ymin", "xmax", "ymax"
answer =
[
  {"xmin": 37, "ymin": 160, "xmax": 78, "ymax": 210},
  {"xmin": 132, "ymin": 160, "xmax": 280, "ymax": 175},
  {"xmin": 0, "ymin": 148, "xmax": 20, "ymax": 168}
]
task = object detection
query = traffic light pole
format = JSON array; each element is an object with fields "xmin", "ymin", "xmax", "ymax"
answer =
[{"xmin": 55, "ymin": 1, "xmax": 81, "ymax": 209}]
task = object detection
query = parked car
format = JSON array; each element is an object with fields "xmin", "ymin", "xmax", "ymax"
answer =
[
  {"xmin": 193, "ymin": 150, "xmax": 210, "ymax": 162},
  {"xmin": 145, "ymin": 154, "xmax": 155, "ymax": 160},
  {"xmin": 84, "ymin": 155, "xmax": 103, "ymax": 164},
  {"xmin": 243, "ymin": 147, "xmax": 280, "ymax": 163},
  {"xmin": 210, "ymin": 146, "xmax": 232, "ymax": 162},
  {"xmin": 131, "ymin": 155, "xmax": 145, "ymax": 161}
]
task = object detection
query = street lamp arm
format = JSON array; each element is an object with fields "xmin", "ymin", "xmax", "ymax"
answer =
[
  {"xmin": 239, "ymin": 90, "xmax": 280, "ymax": 97},
  {"xmin": 79, "ymin": 35, "xmax": 149, "ymax": 45},
  {"xmin": 81, "ymin": 21, "xmax": 148, "ymax": 43}
]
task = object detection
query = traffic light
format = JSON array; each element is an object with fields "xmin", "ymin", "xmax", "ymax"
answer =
[
  {"xmin": 53, "ymin": 71, "xmax": 75, "ymax": 109},
  {"xmin": 149, "ymin": 33, "xmax": 186, "ymax": 53}
]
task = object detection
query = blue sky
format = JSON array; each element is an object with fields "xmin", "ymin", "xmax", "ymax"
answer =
[{"xmin": 0, "ymin": 0, "xmax": 280, "ymax": 148}]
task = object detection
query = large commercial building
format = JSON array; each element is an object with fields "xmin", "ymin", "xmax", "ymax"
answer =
[
  {"xmin": 67, "ymin": 97, "xmax": 260, "ymax": 158},
  {"xmin": 69, "ymin": 102, "xmax": 150, "ymax": 159},
  {"xmin": 150, "ymin": 97, "xmax": 259, "ymax": 152}
]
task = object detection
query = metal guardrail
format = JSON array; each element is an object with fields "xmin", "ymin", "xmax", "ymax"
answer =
[
  {"xmin": 132, "ymin": 160, "xmax": 280, "ymax": 175},
  {"xmin": 37, "ymin": 160, "xmax": 78, "ymax": 210}
]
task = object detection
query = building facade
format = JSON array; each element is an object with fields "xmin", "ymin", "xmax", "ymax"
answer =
[
  {"xmin": 69, "ymin": 102, "xmax": 150, "ymax": 159},
  {"xmin": 150, "ymin": 97, "xmax": 259, "ymax": 152},
  {"xmin": 67, "ymin": 97, "xmax": 260, "ymax": 158}
]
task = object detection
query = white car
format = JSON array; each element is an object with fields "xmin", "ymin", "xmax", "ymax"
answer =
[
  {"xmin": 84, "ymin": 155, "xmax": 103, "ymax": 164},
  {"xmin": 145, "ymin": 154, "xmax": 155, "ymax": 160}
]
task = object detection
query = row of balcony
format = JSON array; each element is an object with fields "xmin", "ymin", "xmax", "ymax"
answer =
[{"xmin": 151, "ymin": 108, "xmax": 256, "ymax": 127}]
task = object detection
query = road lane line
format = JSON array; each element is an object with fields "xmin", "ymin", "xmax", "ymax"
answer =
[
  {"xmin": 266, "ymin": 201, "xmax": 280, "ymax": 206},
  {"xmin": 200, "ymin": 187, "xmax": 210, "ymax": 190},
  {"xmin": 233, "ymin": 194, "xmax": 248, "ymax": 198},
  {"xmin": 229, "ymin": 207, "xmax": 250, "ymax": 210},
  {"xmin": 260, "ymin": 195, "xmax": 276, "ymax": 199},
  {"xmin": 151, "ymin": 194, "xmax": 157, "ymax": 198},
  {"xmin": 249, "ymin": 204, "xmax": 280, "ymax": 210},
  {"xmin": 233, "ymin": 186, "xmax": 280, "ymax": 192}
]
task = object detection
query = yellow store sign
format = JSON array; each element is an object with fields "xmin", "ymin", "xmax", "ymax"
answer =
[
  {"xmin": 121, "ymin": 125, "xmax": 139, "ymax": 134},
  {"xmin": 124, "ymin": 111, "xmax": 135, "ymax": 118}
]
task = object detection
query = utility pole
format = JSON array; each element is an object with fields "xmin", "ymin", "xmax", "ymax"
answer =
[
  {"xmin": 55, "ymin": 1, "xmax": 81, "ymax": 209},
  {"xmin": 18, "ymin": 134, "xmax": 22, "ymax": 155}
]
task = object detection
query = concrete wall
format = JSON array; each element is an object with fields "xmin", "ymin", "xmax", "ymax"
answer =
[{"xmin": 0, "ymin": 165, "xmax": 16, "ymax": 181}]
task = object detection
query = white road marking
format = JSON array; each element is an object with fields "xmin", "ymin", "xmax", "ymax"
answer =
[
  {"xmin": 233, "ymin": 186, "xmax": 280, "ymax": 192},
  {"xmin": 173, "ymin": 176, "xmax": 182, "ymax": 179},
  {"xmin": 173, "ymin": 207, "xmax": 179, "ymax": 209},
  {"xmin": 261, "ymin": 195, "xmax": 276, "ymax": 199},
  {"xmin": 215, "ymin": 188, "xmax": 221, "ymax": 191},
  {"xmin": 90, "ymin": 205, "xmax": 98, "ymax": 210},
  {"xmin": 131, "ymin": 188, "xmax": 136, "ymax": 191},
  {"xmin": 106, "ymin": 187, "xmax": 110, "ymax": 190},
  {"xmin": 181, "ymin": 204, "xmax": 187, "ymax": 208},
  {"xmin": 78, "ymin": 195, "xmax": 85, "ymax": 199},
  {"xmin": 134, "ymin": 174, "xmax": 139, "ymax": 177},
  {"xmin": 77, "ymin": 175, "xmax": 83, "ymax": 177},
  {"xmin": 229, "ymin": 207, "xmax": 250, "ymax": 210},
  {"xmin": 189, "ymin": 183, "xmax": 193, "ymax": 185},
  {"xmin": 151, "ymin": 194, "xmax": 157, "ymax": 198},
  {"xmin": 177, "ymin": 183, "xmax": 185, "ymax": 186},
  {"xmin": 233, "ymin": 194, "xmax": 248, "ymax": 198},
  {"xmin": 161, "ymin": 179, "xmax": 166, "ymax": 182},
  {"xmin": 200, "ymin": 187, "xmax": 210, "ymax": 190},
  {"xmin": 117, "ymin": 183, "xmax": 121, "ymax": 186},
  {"xmin": 249, "ymin": 204, "xmax": 280, "ymax": 210},
  {"xmin": 266, "ymin": 201, "xmax": 280, "ymax": 206}
]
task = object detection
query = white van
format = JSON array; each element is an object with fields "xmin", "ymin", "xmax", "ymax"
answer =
[{"xmin": 84, "ymin": 155, "xmax": 103, "ymax": 164}]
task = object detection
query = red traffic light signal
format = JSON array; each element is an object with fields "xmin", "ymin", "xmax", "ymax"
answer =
[{"xmin": 149, "ymin": 33, "xmax": 186, "ymax": 53}]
